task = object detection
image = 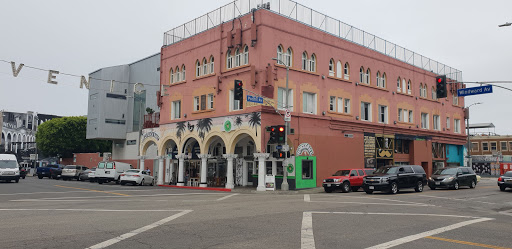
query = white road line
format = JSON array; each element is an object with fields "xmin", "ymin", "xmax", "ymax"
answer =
[
  {"xmin": 419, "ymin": 195, "xmax": 497, "ymax": 205},
  {"xmin": 301, "ymin": 212, "xmax": 315, "ymax": 249},
  {"xmin": 304, "ymin": 194, "xmax": 311, "ymax": 202},
  {"xmin": 216, "ymin": 193, "xmax": 239, "ymax": 201},
  {"xmin": 0, "ymin": 189, "xmax": 167, "ymax": 196},
  {"xmin": 0, "ymin": 209, "xmax": 190, "ymax": 212},
  {"xmin": 86, "ymin": 210, "xmax": 192, "ymax": 249},
  {"xmin": 313, "ymin": 194, "xmax": 433, "ymax": 206},
  {"xmin": 365, "ymin": 218, "xmax": 493, "ymax": 249},
  {"xmin": 10, "ymin": 192, "xmax": 225, "ymax": 201},
  {"xmin": 300, "ymin": 211, "xmax": 494, "ymax": 249},
  {"xmin": 309, "ymin": 200, "xmax": 432, "ymax": 207}
]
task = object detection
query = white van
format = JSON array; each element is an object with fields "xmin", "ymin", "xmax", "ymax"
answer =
[
  {"xmin": 95, "ymin": 161, "xmax": 133, "ymax": 184},
  {"xmin": 0, "ymin": 154, "xmax": 21, "ymax": 183}
]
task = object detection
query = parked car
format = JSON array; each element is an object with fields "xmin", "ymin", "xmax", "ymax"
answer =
[
  {"xmin": 95, "ymin": 161, "xmax": 133, "ymax": 184},
  {"xmin": 61, "ymin": 165, "xmax": 88, "ymax": 180},
  {"xmin": 36, "ymin": 164, "xmax": 65, "ymax": 179},
  {"xmin": 428, "ymin": 167, "xmax": 477, "ymax": 190},
  {"xmin": 322, "ymin": 169, "xmax": 375, "ymax": 193},
  {"xmin": 363, "ymin": 165, "xmax": 427, "ymax": 194},
  {"xmin": 498, "ymin": 171, "xmax": 512, "ymax": 191},
  {"xmin": 78, "ymin": 168, "xmax": 96, "ymax": 182},
  {"xmin": 0, "ymin": 154, "xmax": 21, "ymax": 183},
  {"xmin": 120, "ymin": 169, "xmax": 154, "ymax": 186}
]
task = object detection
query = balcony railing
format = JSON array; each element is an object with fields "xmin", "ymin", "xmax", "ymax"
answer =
[
  {"xmin": 143, "ymin": 112, "xmax": 160, "ymax": 129},
  {"xmin": 163, "ymin": 0, "xmax": 462, "ymax": 82}
]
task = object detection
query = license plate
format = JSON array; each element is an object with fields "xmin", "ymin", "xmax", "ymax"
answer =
[
  {"xmin": 369, "ymin": 186, "xmax": 374, "ymax": 190},
  {"xmin": 435, "ymin": 182, "xmax": 440, "ymax": 185},
  {"xmin": 327, "ymin": 184, "xmax": 331, "ymax": 187},
  {"xmin": 105, "ymin": 171, "xmax": 110, "ymax": 174}
]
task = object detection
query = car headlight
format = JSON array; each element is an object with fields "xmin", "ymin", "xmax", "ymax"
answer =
[
  {"xmin": 443, "ymin": 177, "xmax": 454, "ymax": 182},
  {"xmin": 334, "ymin": 179, "xmax": 340, "ymax": 183},
  {"xmin": 428, "ymin": 177, "xmax": 433, "ymax": 181}
]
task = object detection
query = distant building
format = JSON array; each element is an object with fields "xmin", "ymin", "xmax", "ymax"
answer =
[
  {"xmin": 86, "ymin": 53, "xmax": 161, "ymax": 169},
  {"xmin": 467, "ymin": 123, "xmax": 512, "ymax": 176}
]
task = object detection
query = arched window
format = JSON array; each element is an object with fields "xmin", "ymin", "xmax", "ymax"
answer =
[
  {"xmin": 226, "ymin": 49, "xmax": 233, "ymax": 69},
  {"xmin": 432, "ymin": 86, "xmax": 437, "ymax": 100},
  {"xmin": 376, "ymin": 72, "xmax": 381, "ymax": 87},
  {"xmin": 329, "ymin": 59, "xmax": 334, "ymax": 76},
  {"xmin": 397, "ymin": 77, "xmax": 402, "ymax": 92},
  {"xmin": 366, "ymin": 68, "xmax": 371, "ymax": 84},
  {"xmin": 243, "ymin": 46, "xmax": 249, "ymax": 65},
  {"xmin": 202, "ymin": 58, "xmax": 208, "ymax": 75},
  {"xmin": 286, "ymin": 47, "xmax": 293, "ymax": 67},
  {"xmin": 209, "ymin": 56, "xmax": 214, "ymax": 74},
  {"xmin": 170, "ymin": 68, "xmax": 174, "ymax": 84},
  {"xmin": 424, "ymin": 85, "xmax": 428, "ymax": 98},
  {"xmin": 360, "ymin": 67, "xmax": 365, "ymax": 83},
  {"xmin": 175, "ymin": 66, "xmax": 180, "ymax": 82},
  {"xmin": 277, "ymin": 45, "xmax": 284, "ymax": 65},
  {"xmin": 419, "ymin": 83, "xmax": 423, "ymax": 97},
  {"xmin": 407, "ymin": 80, "xmax": 411, "ymax": 94},
  {"xmin": 402, "ymin": 79, "xmax": 407, "ymax": 93},
  {"xmin": 336, "ymin": 61, "xmax": 342, "ymax": 78},
  {"xmin": 382, "ymin": 73, "xmax": 387, "ymax": 88},
  {"xmin": 310, "ymin": 54, "xmax": 316, "ymax": 72},
  {"xmin": 181, "ymin": 65, "xmax": 186, "ymax": 81},
  {"xmin": 302, "ymin": 52, "xmax": 308, "ymax": 71},
  {"xmin": 234, "ymin": 48, "xmax": 241, "ymax": 67},
  {"xmin": 344, "ymin": 63, "xmax": 350, "ymax": 80},
  {"xmin": 196, "ymin": 60, "xmax": 201, "ymax": 77}
]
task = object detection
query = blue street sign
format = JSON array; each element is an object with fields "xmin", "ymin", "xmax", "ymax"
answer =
[
  {"xmin": 276, "ymin": 145, "xmax": 283, "ymax": 150},
  {"xmin": 247, "ymin": 95, "xmax": 264, "ymax": 104},
  {"xmin": 457, "ymin": 85, "xmax": 493, "ymax": 97}
]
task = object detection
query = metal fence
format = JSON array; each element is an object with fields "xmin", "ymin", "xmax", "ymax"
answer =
[{"xmin": 163, "ymin": 0, "xmax": 462, "ymax": 82}]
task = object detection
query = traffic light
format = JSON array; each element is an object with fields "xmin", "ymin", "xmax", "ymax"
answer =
[
  {"xmin": 272, "ymin": 150, "xmax": 290, "ymax": 159},
  {"xmin": 268, "ymin": 126, "xmax": 277, "ymax": 144},
  {"xmin": 276, "ymin": 125, "xmax": 285, "ymax": 144},
  {"xmin": 234, "ymin": 80, "xmax": 243, "ymax": 101},
  {"xmin": 436, "ymin": 75, "xmax": 447, "ymax": 98}
]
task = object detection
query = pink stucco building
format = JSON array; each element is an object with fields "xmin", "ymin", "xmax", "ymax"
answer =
[{"xmin": 140, "ymin": 1, "xmax": 466, "ymax": 190}]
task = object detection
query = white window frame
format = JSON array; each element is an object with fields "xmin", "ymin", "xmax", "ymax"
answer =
[
  {"xmin": 302, "ymin": 92, "xmax": 316, "ymax": 114},
  {"xmin": 329, "ymin": 96, "xmax": 336, "ymax": 111},
  {"xmin": 175, "ymin": 67, "xmax": 180, "ymax": 82},
  {"xmin": 421, "ymin": 113, "xmax": 429, "ymax": 129},
  {"xmin": 329, "ymin": 59, "xmax": 334, "ymax": 77},
  {"xmin": 208, "ymin": 94, "xmax": 214, "ymax": 109},
  {"xmin": 398, "ymin": 108, "xmax": 403, "ymax": 122},
  {"xmin": 408, "ymin": 110, "xmax": 413, "ymax": 123},
  {"xmin": 366, "ymin": 68, "xmax": 371, "ymax": 85},
  {"xmin": 209, "ymin": 57, "xmax": 214, "ymax": 74},
  {"xmin": 361, "ymin": 102, "xmax": 372, "ymax": 121},
  {"xmin": 227, "ymin": 50, "xmax": 233, "ymax": 69},
  {"xmin": 196, "ymin": 61, "xmax": 201, "ymax": 77},
  {"xmin": 229, "ymin": 89, "xmax": 242, "ymax": 111},
  {"xmin": 454, "ymin": 119, "xmax": 461, "ymax": 133},
  {"xmin": 407, "ymin": 80, "xmax": 411, "ymax": 94},
  {"xmin": 378, "ymin": 105, "xmax": 388, "ymax": 124},
  {"xmin": 277, "ymin": 87, "xmax": 293, "ymax": 111},
  {"xmin": 482, "ymin": 142, "xmax": 489, "ymax": 151},
  {"xmin": 344, "ymin": 99, "xmax": 351, "ymax": 113},
  {"xmin": 277, "ymin": 46, "xmax": 284, "ymax": 65},
  {"xmin": 446, "ymin": 117, "xmax": 450, "ymax": 129},
  {"xmin": 491, "ymin": 141, "xmax": 497, "ymax": 151},
  {"xmin": 433, "ymin": 115, "xmax": 440, "ymax": 131},
  {"xmin": 344, "ymin": 63, "xmax": 350, "ymax": 80},
  {"xmin": 472, "ymin": 142, "xmax": 479, "ymax": 152},
  {"xmin": 432, "ymin": 87, "xmax": 437, "ymax": 100},
  {"xmin": 181, "ymin": 65, "xmax": 186, "ymax": 80},
  {"xmin": 302, "ymin": 52, "xmax": 308, "ymax": 71},
  {"xmin": 170, "ymin": 69, "xmax": 174, "ymax": 84},
  {"xmin": 243, "ymin": 46, "xmax": 249, "ymax": 65},
  {"xmin": 172, "ymin": 100, "xmax": 181, "ymax": 120},
  {"xmin": 453, "ymin": 94, "xmax": 459, "ymax": 105},
  {"xmin": 235, "ymin": 48, "xmax": 241, "ymax": 67},
  {"xmin": 202, "ymin": 58, "xmax": 208, "ymax": 75},
  {"xmin": 309, "ymin": 54, "xmax": 316, "ymax": 72},
  {"xmin": 337, "ymin": 97, "xmax": 343, "ymax": 113},
  {"xmin": 193, "ymin": 96, "xmax": 200, "ymax": 111},
  {"xmin": 285, "ymin": 48, "xmax": 292, "ymax": 67},
  {"xmin": 397, "ymin": 77, "xmax": 401, "ymax": 92},
  {"xmin": 360, "ymin": 67, "xmax": 365, "ymax": 83},
  {"xmin": 336, "ymin": 61, "xmax": 342, "ymax": 78},
  {"xmin": 501, "ymin": 141, "xmax": 508, "ymax": 151}
]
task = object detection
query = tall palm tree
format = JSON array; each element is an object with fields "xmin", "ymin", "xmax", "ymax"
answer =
[
  {"xmin": 176, "ymin": 122, "xmax": 186, "ymax": 142},
  {"xmin": 235, "ymin": 116, "xmax": 243, "ymax": 127},
  {"xmin": 248, "ymin": 112, "xmax": 261, "ymax": 136}
]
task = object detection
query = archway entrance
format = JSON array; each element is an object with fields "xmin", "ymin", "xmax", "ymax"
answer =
[
  {"xmin": 161, "ymin": 139, "xmax": 178, "ymax": 185},
  {"xmin": 182, "ymin": 137, "xmax": 201, "ymax": 186},
  {"xmin": 232, "ymin": 133, "xmax": 257, "ymax": 188},
  {"xmin": 206, "ymin": 136, "xmax": 227, "ymax": 187}
]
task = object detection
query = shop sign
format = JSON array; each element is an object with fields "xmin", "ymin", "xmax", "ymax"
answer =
[
  {"xmin": 296, "ymin": 143, "xmax": 314, "ymax": 156},
  {"xmin": 286, "ymin": 157, "xmax": 295, "ymax": 176},
  {"xmin": 364, "ymin": 134, "xmax": 376, "ymax": 168},
  {"xmin": 265, "ymin": 175, "xmax": 275, "ymax": 191},
  {"xmin": 142, "ymin": 131, "xmax": 160, "ymax": 141},
  {"xmin": 223, "ymin": 118, "xmax": 233, "ymax": 133}
]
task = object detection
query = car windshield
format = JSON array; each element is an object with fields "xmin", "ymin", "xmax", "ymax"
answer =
[
  {"xmin": 125, "ymin": 170, "xmax": 140, "ymax": 173},
  {"xmin": 0, "ymin": 160, "xmax": 17, "ymax": 169},
  {"xmin": 374, "ymin": 167, "xmax": 398, "ymax": 174},
  {"xmin": 64, "ymin": 166, "xmax": 76, "ymax": 169},
  {"xmin": 505, "ymin": 171, "xmax": 512, "ymax": 177},
  {"xmin": 433, "ymin": 168, "xmax": 458, "ymax": 175},
  {"xmin": 333, "ymin": 170, "xmax": 350, "ymax": 176}
]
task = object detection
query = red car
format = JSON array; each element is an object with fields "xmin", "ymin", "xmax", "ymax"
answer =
[{"xmin": 323, "ymin": 169, "xmax": 375, "ymax": 193}]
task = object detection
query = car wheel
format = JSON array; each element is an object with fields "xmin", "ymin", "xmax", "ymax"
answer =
[
  {"xmin": 365, "ymin": 189, "xmax": 373, "ymax": 194},
  {"xmin": 500, "ymin": 186, "xmax": 506, "ymax": 191},
  {"xmin": 15, "ymin": 178, "xmax": 19, "ymax": 183},
  {"xmin": 140, "ymin": 179, "xmax": 145, "ymax": 186},
  {"xmin": 120, "ymin": 182, "xmax": 126, "ymax": 186},
  {"xmin": 390, "ymin": 182, "xmax": 399, "ymax": 194},
  {"xmin": 351, "ymin": 187, "xmax": 360, "ymax": 192},
  {"xmin": 415, "ymin": 181, "xmax": 424, "ymax": 192},
  {"xmin": 324, "ymin": 187, "xmax": 333, "ymax": 193},
  {"xmin": 38, "ymin": 175, "xmax": 43, "ymax": 179},
  {"xmin": 98, "ymin": 180, "xmax": 103, "ymax": 184},
  {"xmin": 452, "ymin": 181, "xmax": 459, "ymax": 190},
  {"xmin": 469, "ymin": 180, "xmax": 476, "ymax": 189},
  {"xmin": 341, "ymin": 181, "xmax": 351, "ymax": 193},
  {"xmin": 22, "ymin": 176, "xmax": 25, "ymax": 179}
]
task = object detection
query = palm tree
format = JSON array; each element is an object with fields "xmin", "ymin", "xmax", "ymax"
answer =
[
  {"xmin": 196, "ymin": 118, "xmax": 213, "ymax": 141},
  {"xmin": 248, "ymin": 112, "xmax": 261, "ymax": 136},
  {"xmin": 235, "ymin": 116, "xmax": 243, "ymax": 127},
  {"xmin": 176, "ymin": 122, "xmax": 186, "ymax": 142}
]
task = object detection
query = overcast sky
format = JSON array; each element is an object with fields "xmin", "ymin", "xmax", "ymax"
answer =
[{"xmin": 1, "ymin": 0, "xmax": 511, "ymax": 134}]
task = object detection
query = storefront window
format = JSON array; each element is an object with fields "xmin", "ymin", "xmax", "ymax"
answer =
[
  {"xmin": 302, "ymin": 160, "xmax": 313, "ymax": 179},
  {"xmin": 276, "ymin": 161, "xmax": 283, "ymax": 176}
]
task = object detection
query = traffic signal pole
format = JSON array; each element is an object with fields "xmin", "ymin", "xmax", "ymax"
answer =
[{"xmin": 282, "ymin": 63, "xmax": 290, "ymax": 191}]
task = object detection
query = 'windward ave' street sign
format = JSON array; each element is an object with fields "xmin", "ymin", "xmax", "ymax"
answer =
[{"xmin": 457, "ymin": 85, "xmax": 493, "ymax": 97}]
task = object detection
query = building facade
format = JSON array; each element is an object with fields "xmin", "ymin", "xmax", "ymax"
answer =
[{"xmin": 138, "ymin": 1, "xmax": 466, "ymax": 190}]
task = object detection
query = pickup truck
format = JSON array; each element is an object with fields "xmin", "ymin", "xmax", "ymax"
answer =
[
  {"xmin": 37, "ymin": 164, "xmax": 65, "ymax": 179},
  {"xmin": 322, "ymin": 168, "xmax": 375, "ymax": 193}
]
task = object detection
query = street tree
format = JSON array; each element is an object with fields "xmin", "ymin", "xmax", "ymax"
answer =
[{"xmin": 35, "ymin": 116, "xmax": 111, "ymax": 158}]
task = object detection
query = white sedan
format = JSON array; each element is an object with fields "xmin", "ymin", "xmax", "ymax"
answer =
[{"xmin": 120, "ymin": 169, "xmax": 154, "ymax": 186}]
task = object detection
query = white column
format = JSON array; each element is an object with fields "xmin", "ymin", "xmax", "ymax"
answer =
[
  {"xmin": 198, "ymin": 154, "xmax": 211, "ymax": 187},
  {"xmin": 254, "ymin": 153, "xmax": 269, "ymax": 191},
  {"xmin": 242, "ymin": 160, "xmax": 248, "ymax": 186},
  {"xmin": 176, "ymin": 154, "xmax": 186, "ymax": 186},
  {"xmin": 139, "ymin": 156, "xmax": 145, "ymax": 170},
  {"xmin": 223, "ymin": 154, "xmax": 238, "ymax": 189},
  {"xmin": 165, "ymin": 156, "xmax": 171, "ymax": 184},
  {"xmin": 157, "ymin": 156, "xmax": 164, "ymax": 185},
  {"xmin": 272, "ymin": 160, "xmax": 277, "ymax": 175}
]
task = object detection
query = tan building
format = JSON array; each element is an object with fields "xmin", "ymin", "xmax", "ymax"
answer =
[{"xmin": 470, "ymin": 135, "xmax": 512, "ymax": 156}]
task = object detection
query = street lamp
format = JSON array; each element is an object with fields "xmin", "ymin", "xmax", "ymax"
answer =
[
  {"xmin": 271, "ymin": 57, "xmax": 289, "ymax": 191},
  {"xmin": 466, "ymin": 102, "xmax": 482, "ymax": 167},
  {"xmin": 498, "ymin": 22, "xmax": 511, "ymax": 27}
]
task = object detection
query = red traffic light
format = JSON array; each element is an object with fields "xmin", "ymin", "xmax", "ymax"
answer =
[
  {"xmin": 237, "ymin": 82, "xmax": 243, "ymax": 87},
  {"xmin": 437, "ymin": 78, "xmax": 442, "ymax": 83},
  {"xmin": 271, "ymin": 127, "xmax": 275, "ymax": 132}
]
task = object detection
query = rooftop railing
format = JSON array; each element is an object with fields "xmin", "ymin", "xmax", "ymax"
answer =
[{"xmin": 163, "ymin": 0, "xmax": 462, "ymax": 82}]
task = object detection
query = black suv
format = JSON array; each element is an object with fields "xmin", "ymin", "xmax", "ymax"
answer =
[
  {"xmin": 363, "ymin": 165, "xmax": 427, "ymax": 194},
  {"xmin": 428, "ymin": 167, "xmax": 477, "ymax": 190}
]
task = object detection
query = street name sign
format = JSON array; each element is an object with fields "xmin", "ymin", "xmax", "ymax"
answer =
[
  {"xmin": 457, "ymin": 85, "xmax": 493, "ymax": 97},
  {"xmin": 247, "ymin": 95, "xmax": 264, "ymax": 104}
]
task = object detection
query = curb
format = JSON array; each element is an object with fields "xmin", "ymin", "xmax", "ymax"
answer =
[{"xmin": 158, "ymin": 185, "xmax": 232, "ymax": 192}]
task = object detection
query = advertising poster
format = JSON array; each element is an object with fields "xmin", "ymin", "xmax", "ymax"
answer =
[{"xmin": 265, "ymin": 175, "xmax": 275, "ymax": 191}]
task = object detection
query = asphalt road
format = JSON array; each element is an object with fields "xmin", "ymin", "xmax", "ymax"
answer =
[{"xmin": 1, "ymin": 176, "xmax": 511, "ymax": 249}]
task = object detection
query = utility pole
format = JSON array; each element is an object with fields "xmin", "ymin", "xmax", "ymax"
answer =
[{"xmin": 272, "ymin": 57, "xmax": 289, "ymax": 191}]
